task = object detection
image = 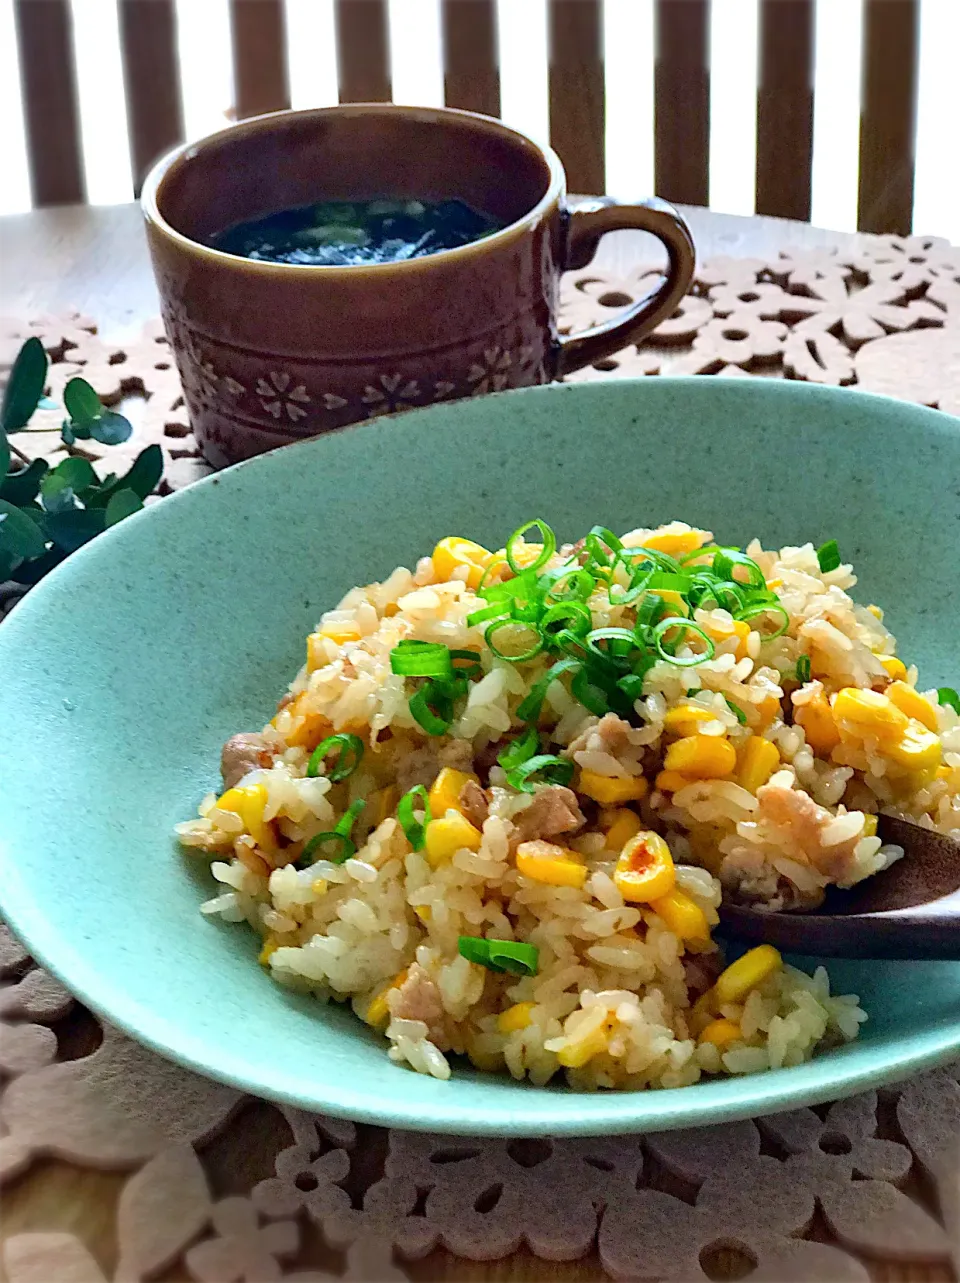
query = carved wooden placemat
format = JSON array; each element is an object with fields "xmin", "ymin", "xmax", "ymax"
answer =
[{"xmin": 2, "ymin": 234, "xmax": 959, "ymax": 1281}]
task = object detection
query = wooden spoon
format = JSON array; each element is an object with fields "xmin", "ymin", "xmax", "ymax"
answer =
[{"xmin": 718, "ymin": 816, "xmax": 960, "ymax": 959}]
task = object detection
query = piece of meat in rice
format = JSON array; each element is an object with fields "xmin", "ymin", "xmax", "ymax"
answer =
[
  {"xmin": 221, "ymin": 733, "xmax": 272, "ymax": 789},
  {"xmin": 389, "ymin": 962, "xmax": 448, "ymax": 1046},
  {"xmin": 458, "ymin": 778, "xmax": 490, "ymax": 829},
  {"xmin": 754, "ymin": 782, "xmax": 865, "ymax": 885},
  {"xmin": 511, "ymin": 785, "xmax": 585, "ymax": 845}
]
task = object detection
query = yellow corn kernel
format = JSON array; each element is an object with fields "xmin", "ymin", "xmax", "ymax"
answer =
[
  {"xmin": 732, "ymin": 620, "xmax": 751, "ymax": 660},
  {"xmin": 765, "ymin": 577, "xmax": 783, "ymax": 591},
  {"xmin": 714, "ymin": 945, "xmax": 783, "ymax": 1005},
  {"xmin": 938, "ymin": 764, "xmax": 955, "ymax": 782},
  {"xmin": 258, "ymin": 937, "xmax": 278, "ymax": 966},
  {"xmin": 465, "ymin": 1033, "xmax": 504, "ymax": 1072},
  {"xmin": 640, "ymin": 525, "xmax": 709, "ymax": 556},
  {"xmin": 216, "ymin": 783, "xmax": 273, "ymax": 849},
  {"xmin": 428, "ymin": 767, "xmax": 477, "ymax": 818},
  {"xmin": 833, "ymin": 687, "xmax": 909, "ymax": 740},
  {"xmin": 307, "ymin": 625, "xmax": 361, "ymax": 670},
  {"xmin": 886, "ymin": 681, "xmax": 939, "ymax": 733},
  {"xmin": 516, "ymin": 840, "xmax": 588, "ymax": 888},
  {"xmin": 664, "ymin": 735, "xmax": 737, "ymax": 779},
  {"xmin": 663, "ymin": 705, "xmax": 720, "ymax": 737},
  {"xmin": 867, "ymin": 604, "xmax": 884, "ymax": 620},
  {"xmin": 413, "ymin": 904, "xmax": 432, "ymax": 923},
  {"xmin": 495, "ymin": 541, "xmax": 543, "ymax": 569},
  {"xmin": 655, "ymin": 770, "xmax": 690, "ymax": 794},
  {"xmin": 369, "ymin": 784, "xmax": 399, "ymax": 827},
  {"xmin": 557, "ymin": 1025, "xmax": 608, "ymax": 1068},
  {"xmin": 311, "ymin": 878, "xmax": 328, "ymax": 896},
  {"xmin": 364, "ymin": 970, "xmax": 409, "ymax": 1028},
  {"xmin": 657, "ymin": 589, "xmax": 690, "ymax": 618},
  {"xmin": 698, "ymin": 1017, "xmax": 742, "ymax": 1049},
  {"xmin": 602, "ymin": 808, "xmax": 644, "ymax": 852},
  {"xmin": 424, "ymin": 812, "xmax": 483, "ymax": 867},
  {"xmin": 614, "ymin": 831, "xmax": 676, "ymax": 903},
  {"xmin": 862, "ymin": 814, "xmax": 878, "ymax": 838},
  {"xmin": 757, "ymin": 693, "xmax": 781, "ymax": 726},
  {"xmin": 578, "ymin": 769, "xmax": 649, "ymax": 805},
  {"xmin": 794, "ymin": 694, "xmax": 839, "ymax": 755},
  {"xmin": 498, "ymin": 1002, "xmax": 535, "ymax": 1034},
  {"xmin": 879, "ymin": 655, "xmax": 907, "ymax": 681},
  {"xmin": 431, "ymin": 536, "xmax": 494, "ymax": 588},
  {"xmin": 650, "ymin": 887, "xmax": 710, "ymax": 943},
  {"xmin": 737, "ymin": 736, "xmax": 781, "ymax": 794},
  {"xmin": 884, "ymin": 719, "xmax": 942, "ymax": 774}
]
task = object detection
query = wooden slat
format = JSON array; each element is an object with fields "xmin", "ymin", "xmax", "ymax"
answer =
[
  {"xmin": 548, "ymin": 0, "xmax": 604, "ymax": 195},
  {"xmin": 755, "ymin": 0, "xmax": 813, "ymax": 220},
  {"xmin": 13, "ymin": 0, "xmax": 84, "ymax": 206},
  {"xmin": 118, "ymin": 0, "xmax": 185, "ymax": 193},
  {"xmin": 442, "ymin": 0, "xmax": 499, "ymax": 118},
  {"xmin": 229, "ymin": 0, "xmax": 290, "ymax": 120},
  {"xmin": 654, "ymin": 0, "xmax": 709, "ymax": 207},
  {"xmin": 858, "ymin": 0, "xmax": 919, "ymax": 235},
  {"xmin": 335, "ymin": 0, "xmax": 391, "ymax": 103}
]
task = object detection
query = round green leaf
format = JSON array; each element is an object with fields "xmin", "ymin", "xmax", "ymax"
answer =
[
  {"xmin": 46, "ymin": 508, "xmax": 105, "ymax": 553},
  {"xmin": 104, "ymin": 488, "xmax": 142, "ymax": 527},
  {"xmin": 0, "ymin": 498, "xmax": 47, "ymax": 560},
  {"xmin": 63, "ymin": 377, "xmax": 103, "ymax": 426},
  {"xmin": 88, "ymin": 411, "xmax": 133, "ymax": 447},
  {"xmin": 1, "ymin": 338, "xmax": 48, "ymax": 434},
  {"xmin": 1, "ymin": 458, "xmax": 48, "ymax": 506}
]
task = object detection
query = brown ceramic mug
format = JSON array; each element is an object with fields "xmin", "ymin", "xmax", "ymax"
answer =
[{"xmin": 142, "ymin": 105, "xmax": 695, "ymax": 467}]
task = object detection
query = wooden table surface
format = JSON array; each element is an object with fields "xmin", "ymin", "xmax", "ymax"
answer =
[{"xmin": 0, "ymin": 203, "xmax": 951, "ymax": 1283}]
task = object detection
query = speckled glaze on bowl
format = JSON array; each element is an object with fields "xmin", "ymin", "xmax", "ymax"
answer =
[{"xmin": 0, "ymin": 378, "xmax": 958, "ymax": 1136}]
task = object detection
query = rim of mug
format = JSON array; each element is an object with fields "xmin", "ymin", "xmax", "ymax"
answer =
[{"xmin": 141, "ymin": 103, "xmax": 567, "ymax": 278}]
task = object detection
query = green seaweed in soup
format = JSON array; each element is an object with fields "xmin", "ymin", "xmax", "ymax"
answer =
[{"xmin": 210, "ymin": 198, "xmax": 504, "ymax": 266}]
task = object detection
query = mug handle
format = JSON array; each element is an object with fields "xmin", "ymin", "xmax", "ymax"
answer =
[{"xmin": 557, "ymin": 197, "xmax": 696, "ymax": 377}]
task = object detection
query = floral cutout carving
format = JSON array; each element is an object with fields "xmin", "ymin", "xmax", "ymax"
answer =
[
  {"xmin": 257, "ymin": 372, "xmax": 311, "ymax": 422},
  {"xmin": 467, "ymin": 346, "xmax": 512, "ymax": 395},
  {"xmin": 361, "ymin": 373, "xmax": 422, "ymax": 414}
]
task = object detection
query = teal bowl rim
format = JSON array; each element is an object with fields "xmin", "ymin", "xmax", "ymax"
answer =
[{"xmin": 2, "ymin": 377, "xmax": 958, "ymax": 1135}]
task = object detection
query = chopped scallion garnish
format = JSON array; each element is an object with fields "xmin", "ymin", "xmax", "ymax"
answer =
[
  {"xmin": 457, "ymin": 936, "xmax": 539, "ymax": 975},
  {"xmin": 937, "ymin": 687, "xmax": 960, "ymax": 714},
  {"xmin": 485, "ymin": 617, "xmax": 544, "ymax": 662},
  {"xmin": 817, "ymin": 539, "xmax": 841, "ymax": 573},
  {"xmin": 398, "ymin": 784, "xmax": 431, "ymax": 851},
  {"xmin": 515, "ymin": 657, "xmax": 580, "ymax": 723},
  {"xmin": 505, "ymin": 519, "xmax": 556, "ymax": 576},
  {"xmin": 409, "ymin": 682, "xmax": 454, "ymax": 735},
  {"xmin": 724, "ymin": 697, "xmax": 747, "ymax": 724},
  {"xmin": 390, "ymin": 640, "xmax": 453, "ymax": 679},
  {"xmin": 306, "ymin": 733, "xmax": 365, "ymax": 781},
  {"xmin": 795, "ymin": 654, "xmax": 812, "ymax": 684},
  {"xmin": 652, "ymin": 617, "xmax": 715, "ymax": 667},
  {"xmin": 505, "ymin": 753, "xmax": 574, "ymax": 793},
  {"xmin": 497, "ymin": 724, "xmax": 540, "ymax": 771}
]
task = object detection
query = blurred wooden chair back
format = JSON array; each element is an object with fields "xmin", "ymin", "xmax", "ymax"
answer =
[{"xmin": 13, "ymin": 0, "xmax": 919, "ymax": 235}]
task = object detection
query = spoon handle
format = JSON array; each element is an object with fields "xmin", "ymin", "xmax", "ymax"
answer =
[{"xmin": 718, "ymin": 899, "xmax": 960, "ymax": 960}]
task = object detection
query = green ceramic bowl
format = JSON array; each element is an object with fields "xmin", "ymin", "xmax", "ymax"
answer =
[{"xmin": 1, "ymin": 378, "xmax": 958, "ymax": 1136}]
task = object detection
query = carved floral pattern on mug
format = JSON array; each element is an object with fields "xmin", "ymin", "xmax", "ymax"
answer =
[
  {"xmin": 360, "ymin": 373, "xmax": 423, "ymax": 414},
  {"xmin": 256, "ymin": 372, "xmax": 311, "ymax": 422}
]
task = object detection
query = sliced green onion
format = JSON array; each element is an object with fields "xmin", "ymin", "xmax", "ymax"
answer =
[
  {"xmin": 582, "ymin": 525, "xmax": 623, "ymax": 568},
  {"xmin": 297, "ymin": 831, "xmax": 355, "ymax": 867},
  {"xmin": 505, "ymin": 519, "xmax": 556, "ymax": 576},
  {"xmin": 617, "ymin": 672, "xmax": 646, "ymax": 703},
  {"xmin": 937, "ymin": 687, "xmax": 960, "ymax": 714},
  {"xmin": 467, "ymin": 602, "xmax": 508, "ymax": 627},
  {"xmin": 652, "ymin": 617, "xmax": 716, "ymax": 667},
  {"xmin": 505, "ymin": 753, "xmax": 574, "ymax": 793},
  {"xmin": 516, "ymin": 657, "xmax": 580, "ymax": 722},
  {"xmin": 485, "ymin": 617, "xmax": 544, "ymax": 662},
  {"xmin": 458, "ymin": 935, "xmax": 539, "ymax": 976},
  {"xmin": 620, "ymin": 545, "xmax": 683, "ymax": 574},
  {"xmin": 540, "ymin": 600, "xmax": 592, "ymax": 638},
  {"xmin": 409, "ymin": 681, "xmax": 454, "ymax": 735},
  {"xmin": 478, "ymin": 566, "xmax": 537, "ymax": 603},
  {"xmin": 542, "ymin": 565, "xmax": 596, "ymax": 603},
  {"xmin": 450, "ymin": 649, "xmax": 483, "ymax": 679},
  {"xmin": 817, "ymin": 539, "xmax": 841, "ymax": 573},
  {"xmin": 735, "ymin": 600, "xmax": 790, "ymax": 638},
  {"xmin": 635, "ymin": 592, "xmax": 665, "ymax": 631},
  {"xmin": 390, "ymin": 640, "xmax": 453, "ymax": 679},
  {"xmin": 306, "ymin": 733, "xmax": 365, "ymax": 781},
  {"xmin": 571, "ymin": 666, "xmax": 611, "ymax": 716},
  {"xmin": 586, "ymin": 627, "xmax": 637, "ymax": 668},
  {"xmin": 712, "ymin": 548, "xmax": 767, "ymax": 589},
  {"xmin": 724, "ymin": 697, "xmax": 747, "ymax": 724},
  {"xmin": 498, "ymin": 724, "xmax": 540, "ymax": 771},
  {"xmin": 795, "ymin": 654, "xmax": 812, "ymax": 684},
  {"xmin": 336, "ymin": 798, "xmax": 366, "ymax": 839},
  {"xmin": 398, "ymin": 784, "xmax": 431, "ymax": 850}
]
